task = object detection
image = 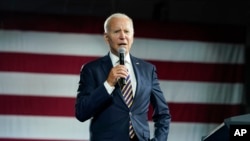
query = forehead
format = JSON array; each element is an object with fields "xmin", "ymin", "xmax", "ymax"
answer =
[{"xmin": 108, "ymin": 17, "xmax": 133, "ymax": 30}]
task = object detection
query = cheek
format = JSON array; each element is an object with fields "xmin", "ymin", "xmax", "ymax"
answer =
[
  {"xmin": 106, "ymin": 37, "xmax": 114, "ymax": 44},
  {"xmin": 128, "ymin": 37, "xmax": 134, "ymax": 44},
  {"xmin": 109, "ymin": 35, "xmax": 118, "ymax": 42}
]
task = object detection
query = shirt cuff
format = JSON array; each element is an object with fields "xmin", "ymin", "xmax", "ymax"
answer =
[{"xmin": 104, "ymin": 81, "xmax": 115, "ymax": 95}]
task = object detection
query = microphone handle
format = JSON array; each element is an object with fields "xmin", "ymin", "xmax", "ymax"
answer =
[{"xmin": 119, "ymin": 53, "xmax": 126, "ymax": 86}]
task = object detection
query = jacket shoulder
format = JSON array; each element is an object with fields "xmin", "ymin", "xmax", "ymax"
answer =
[
  {"xmin": 80, "ymin": 55, "xmax": 109, "ymax": 71},
  {"xmin": 131, "ymin": 55, "xmax": 155, "ymax": 68}
]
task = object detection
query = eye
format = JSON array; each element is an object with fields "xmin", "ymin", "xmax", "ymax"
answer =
[
  {"xmin": 113, "ymin": 30, "xmax": 120, "ymax": 34},
  {"xmin": 124, "ymin": 30, "xmax": 129, "ymax": 33}
]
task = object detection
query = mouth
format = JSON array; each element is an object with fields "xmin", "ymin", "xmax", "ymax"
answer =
[{"xmin": 118, "ymin": 43, "xmax": 127, "ymax": 47}]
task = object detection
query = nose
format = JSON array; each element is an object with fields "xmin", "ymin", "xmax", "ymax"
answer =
[{"xmin": 119, "ymin": 31, "xmax": 126, "ymax": 39}]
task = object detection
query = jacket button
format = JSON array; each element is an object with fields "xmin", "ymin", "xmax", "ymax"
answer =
[{"xmin": 129, "ymin": 112, "xmax": 132, "ymax": 116}]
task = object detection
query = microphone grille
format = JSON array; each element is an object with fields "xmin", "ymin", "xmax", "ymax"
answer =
[{"xmin": 118, "ymin": 46, "xmax": 126, "ymax": 53}]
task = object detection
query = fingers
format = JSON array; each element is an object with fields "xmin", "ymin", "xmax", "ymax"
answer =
[
  {"xmin": 107, "ymin": 65, "xmax": 128, "ymax": 86},
  {"xmin": 115, "ymin": 65, "xmax": 128, "ymax": 78}
]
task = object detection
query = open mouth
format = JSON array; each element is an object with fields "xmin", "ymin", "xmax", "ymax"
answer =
[{"xmin": 118, "ymin": 43, "xmax": 127, "ymax": 46}]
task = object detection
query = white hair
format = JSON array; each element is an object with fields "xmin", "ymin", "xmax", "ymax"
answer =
[{"xmin": 104, "ymin": 13, "xmax": 134, "ymax": 33}]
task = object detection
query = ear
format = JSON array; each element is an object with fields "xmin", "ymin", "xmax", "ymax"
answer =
[{"xmin": 103, "ymin": 33, "xmax": 109, "ymax": 44}]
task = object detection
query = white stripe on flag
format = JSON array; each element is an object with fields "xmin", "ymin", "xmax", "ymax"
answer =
[
  {"xmin": 0, "ymin": 72, "xmax": 243, "ymax": 104},
  {"xmin": 165, "ymin": 122, "xmax": 220, "ymax": 141},
  {"xmin": 0, "ymin": 115, "xmax": 219, "ymax": 141},
  {"xmin": 0, "ymin": 72, "xmax": 78, "ymax": 98},
  {"xmin": 0, "ymin": 115, "xmax": 89, "ymax": 140},
  {"xmin": 0, "ymin": 30, "xmax": 244, "ymax": 63},
  {"xmin": 133, "ymin": 38, "xmax": 244, "ymax": 64},
  {"xmin": 163, "ymin": 80, "xmax": 243, "ymax": 104}
]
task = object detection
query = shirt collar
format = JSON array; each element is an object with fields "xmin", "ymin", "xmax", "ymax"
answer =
[{"xmin": 109, "ymin": 51, "xmax": 131, "ymax": 66}]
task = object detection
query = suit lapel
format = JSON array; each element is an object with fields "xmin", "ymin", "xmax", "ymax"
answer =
[
  {"xmin": 101, "ymin": 54, "xmax": 113, "ymax": 77},
  {"xmin": 130, "ymin": 55, "xmax": 143, "ymax": 109}
]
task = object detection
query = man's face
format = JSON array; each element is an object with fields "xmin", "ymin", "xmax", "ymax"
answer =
[{"xmin": 104, "ymin": 17, "xmax": 134, "ymax": 56}]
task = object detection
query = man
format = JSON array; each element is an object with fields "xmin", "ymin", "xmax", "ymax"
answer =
[{"xmin": 75, "ymin": 13, "xmax": 171, "ymax": 141}]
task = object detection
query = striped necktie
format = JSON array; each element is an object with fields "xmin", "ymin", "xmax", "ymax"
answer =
[{"xmin": 121, "ymin": 74, "xmax": 135, "ymax": 139}]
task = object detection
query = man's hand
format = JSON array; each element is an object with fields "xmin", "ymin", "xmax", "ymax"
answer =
[{"xmin": 107, "ymin": 65, "xmax": 128, "ymax": 86}]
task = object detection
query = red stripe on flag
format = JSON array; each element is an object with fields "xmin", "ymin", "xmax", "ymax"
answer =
[
  {"xmin": 149, "ymin": 60, "xmax": 244, "ymax": 83},
  {"xmin": 0, "ymin": 52, "xmax": 244, "ymax": 83},
  {"xmin": 149, "ymin": 103, "xmax": 244, "ymax": 123},
  {"xmin": 0, "ymin": 52, "xmax": 97, "ymax": 75},
  {"xmin": 0, "ymin": 95, "xmax": 244, "ymax": 123},
  {"xmin": 0, "ymin": 12, "xmax": 246, "ymax": 43},
  {"xmin": 0, "ymin": 95, "xmax": 75, "ymax": 117}
]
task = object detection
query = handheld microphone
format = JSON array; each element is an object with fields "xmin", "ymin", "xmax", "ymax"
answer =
[{"xmin": 118, "ymin": 46, "xmax": 126, "ymax": 86}]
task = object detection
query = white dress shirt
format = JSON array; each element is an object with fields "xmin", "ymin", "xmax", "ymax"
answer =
[{"xmin": 104, "ymin": 52, "xmax": 137, "ymax": 96}]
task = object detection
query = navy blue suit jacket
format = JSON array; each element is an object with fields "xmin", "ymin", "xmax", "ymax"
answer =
[{"xmin": 75, "ymin": 54, "xmax": 171, "ymax": 141}]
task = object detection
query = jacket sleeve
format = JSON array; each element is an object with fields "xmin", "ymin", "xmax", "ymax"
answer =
[
  {"xmin": 150, "ymin": 65, "xmax": 171, "ymax": 141},
  {"xmin": 75, "ymin": 64, "xmax": 113, "ymax": 122}
]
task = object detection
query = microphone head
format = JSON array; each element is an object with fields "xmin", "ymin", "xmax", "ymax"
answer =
[{"xmin": 118, "ymin": 46, "xmax": 126, "ymax": 54}]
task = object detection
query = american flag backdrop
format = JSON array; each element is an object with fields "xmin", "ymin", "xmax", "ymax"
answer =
[{"xmin": 0, "ymin": 13, "xmax": 246, "ymax": 141}]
